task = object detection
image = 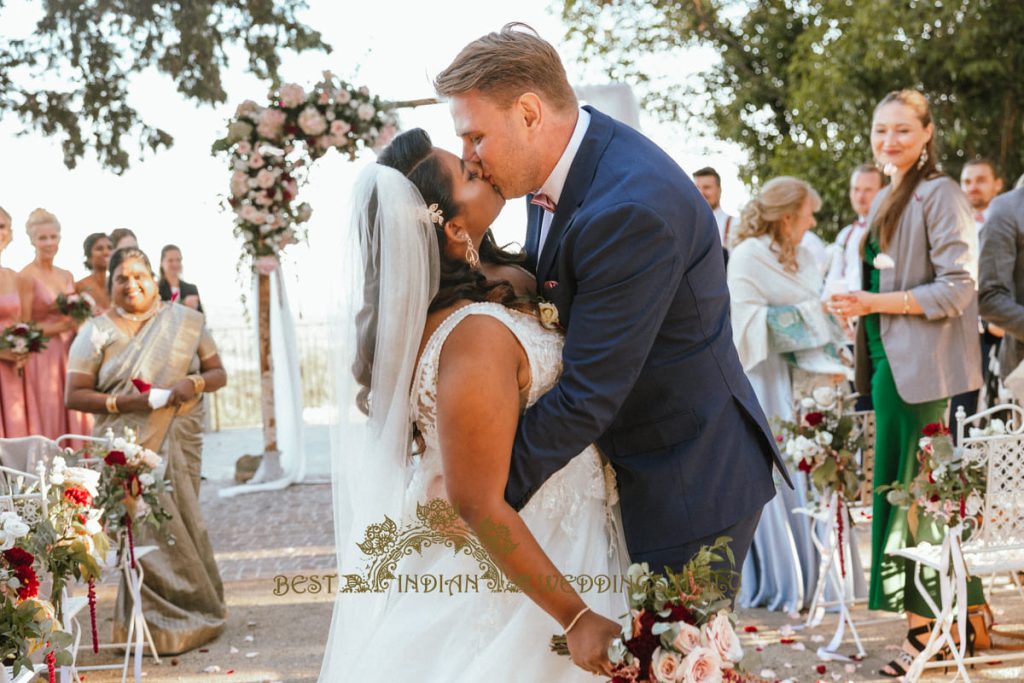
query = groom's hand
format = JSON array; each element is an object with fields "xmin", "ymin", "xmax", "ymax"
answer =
[{"xmin": 567, "ymin": 611, "xmax": 620, "ymax": 676}]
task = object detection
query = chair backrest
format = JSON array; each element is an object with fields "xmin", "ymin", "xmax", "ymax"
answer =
[
  {"xmin": 851, "ymin": 409, "xmax": 876, "ymax": 507},
  {"xmin": 959, "ymin": 404, "xmax": 1024, "ymax": 549},
  {"xmin": 0, "ymin": 463, "xmax": 47, "ymax": 528},
  {"xmin": 0, "ymin": 436, "xmax": 66, "ymax": 473}
]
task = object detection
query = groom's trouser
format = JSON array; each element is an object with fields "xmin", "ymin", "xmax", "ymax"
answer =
[{"xmin": 639, "ymin": 507, "xmax": 763, "ymax": 602}]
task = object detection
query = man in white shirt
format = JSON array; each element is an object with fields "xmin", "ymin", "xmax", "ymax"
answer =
[
  {"xmin": 961, "ymin": 158, "xmax": 1004, "ymax": 230},
  {"xmin": 693, "ymin": 167, "xmax": 736, "ymax": 249},
  {"xmin": 824, "ymin": 164, "xmax": 883, "ymax": 297}
]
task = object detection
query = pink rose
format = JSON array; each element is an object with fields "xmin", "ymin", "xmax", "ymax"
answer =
[
  {"xmin": 279, "ymin": 83, "xmax": 306, "ymax": 108},
  {"xmin": 230, "ymin": 171, "xmax": 249, "ymax": 198},
  {"xmin": 357, "ymin": 103, "xmax": 376, "ymax": 121},
  {"xmin": 298, "ymin": 106, "xmax": 328, "ymax": 136},
  {"xmin": 358, "ymin": 86, "xmax": 370, "ymax": 96},
  {"xmin": 235, "ymin": 99, "xmax": 261, "ymax": 119},
  {"xmin": 673, "ymin": 622, "xmax": 703, "ymax": 655},
  {"xmin": 256, "ymin": 169, "xmax": 276, "ymax": 189},
  {"xmin": 373, "ymin": 123, "xmax": 398, "ymax": 150},
  {"xmin": 335, "ymin": 89, "xmax": 352, "ymax": 105},
  {"xmin": 703, "ymin": 610, "xmax": 743, "ymax": 665},
  {"xmin": 239, "ymin": 205, "xmax": 260, "ymax": 223},
  {"xmin": 330, "ymin": 120, "xmax": 352, "ymax": 136},
  {"xmin": 318, "ymin": 91, "xmax": 330, "ymax": 105},
  {"xmin": 255, "ymin": 255, "xmax": 278, "ymax": 275},
  {"xmin": 248, "ymin": 152, "xmax": 265, "ymax": 170},
  {"xmin": 236, "ymin": 140, "xmax": 252, "ymax": 155},
  {"xmin": 680, "ymin": 646, "xmax": 723, "ymax": 683},
  {"xmin": 652, "ymin": 647, "xmax": 684, "ymax": 683},
  {"xmin": 256, "ymin": 108, "xmax": 286, "ymax": 139}
]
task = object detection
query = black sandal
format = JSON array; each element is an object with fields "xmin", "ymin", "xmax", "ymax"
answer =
[{"xmin": 879, "ymin": 624, "xmax": 942, "ymax": 678}]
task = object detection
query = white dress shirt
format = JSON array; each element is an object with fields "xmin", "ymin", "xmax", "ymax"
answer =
[
  {"xmin": 975, "ymin": 207, "xmax": 990, "ymax": 233},
  {"xmin": 713, "ymin": 207, "xmax": 737, "ymax": 248},
  {"xmin": 533, "ymin": 108, "xmax": 591, "ymax": 260},
  {"xmin": 824, "ymin": 217, "xmax": 868, "ymax": 296}
]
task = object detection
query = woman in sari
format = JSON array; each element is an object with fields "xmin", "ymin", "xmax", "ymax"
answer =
[
  {"xmin": 728, "ymin": 177, "xmax": 862, "ymax": 613},
  {"xmin": 65, "ymin": 247, "xmax": 228, "ymax": 655}
]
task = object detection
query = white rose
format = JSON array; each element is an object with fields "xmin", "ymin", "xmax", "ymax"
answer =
[
  {"xmin": 815, "ymin": 431, "xmax": 834, "ymax": 447},
  {"xmin": 672, "ymin": 622, "xmax": 703, "ymax": 655},
  {"xmin": 811, "ymin": 386, "xmax": 836, "ymax": 407},
  {"xmin": 357, "ymin": 103, "xmax": 376, "ymax": 121},
  {"xmin": 801, "ymin": 397, "xmax": 816, "ymax": 409},
  {"xmin": 297, "ymin": 106, "xmax": 328, "ymax": 136},
  {"xmin": 537, "ymin": 302, "xmax": 560, "ymax": 329},
  {"xmin": 652, "ymin": 647, "xmax": 685, "ymax": 683},
  {"xmin": 965, "ymin": 490, "xmax": 983, "ymax": 517},
  {"xmin": 139, "ymin": 472, "xmax": 156, "ymax": 487},
  {"xmin": 703, "ymin": 610, "xmax": 743, "ymax": 664},
  {"xmin": 65, "ymin": 466, "xmax": 100, "ymax": 497},
  {"xmin": 12, "ymin": 338, "xmax": 27, "ymax": 354},
  {"xmin": 680, "ymin": 646, "xmax": 723, "ymax": 683}
]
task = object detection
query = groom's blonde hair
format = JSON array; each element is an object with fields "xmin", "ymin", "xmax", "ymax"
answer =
[{"xmin": 434, "ymin": 23, "xmax": 577, "ymax": 111}]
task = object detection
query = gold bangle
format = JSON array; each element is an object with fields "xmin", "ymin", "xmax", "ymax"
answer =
[
  {"xmin": 902, "ymin": 290, "xmax": 910, "ymax": 315},
  {"xmin": 106, "ymin": 394, "xmax": 119, "ymax": 414},
  {"xmin": 564, "ymin": 606, "xmax": 591, "ymax": 635},
  {"xmin": 188, "ymin": 374, "xmax": 206, "ymax": 395}
]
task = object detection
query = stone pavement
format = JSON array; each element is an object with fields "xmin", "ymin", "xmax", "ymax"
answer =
[{"xmin": 63, "ymin": 426, "xmax": 1024, "ymax": 682}]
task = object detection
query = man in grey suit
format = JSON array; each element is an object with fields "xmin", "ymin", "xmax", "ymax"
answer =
[{"xmin": 978, "ymin": 185, "xmax": 1024, "ymax": 382}]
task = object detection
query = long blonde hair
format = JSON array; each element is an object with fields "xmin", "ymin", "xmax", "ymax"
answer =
[
  {"xmin": 25, "ymin": 208, "xmax": 61, "ymax": 242},
  {"xmin": 733, "ymin": 176, "xmax": 821, "ymax": 272}
]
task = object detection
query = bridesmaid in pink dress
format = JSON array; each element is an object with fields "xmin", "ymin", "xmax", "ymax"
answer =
[
  {"xmin": 0, "ymin": 206, "xmax": 33, "ymax": 438},
  {"xmin": 17, "ymin": 208, "xmax": 93, "ymax": 439}
]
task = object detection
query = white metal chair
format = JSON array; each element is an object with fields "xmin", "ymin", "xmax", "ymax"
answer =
[
  {"xmin": 891, "ymin": 404, "xmax": 1024, "ymax": 682},
  {"xmin": 1, "ymin": 435, "xmax": 160, "ymax": 683}
]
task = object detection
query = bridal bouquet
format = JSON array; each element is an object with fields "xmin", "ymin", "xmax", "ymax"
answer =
[
  {"xmin": 551, "ymin": 538, "xmax": 760, "ymax": 683},
  {"xmin": 879, "ymin": 422, "xmax": 988, "ymax": 531},
  {"xmin": 775, "ymin": 387, "xmax": 865, "ymax": 502},
  {"xmin": 55, "ymin": 292, "xmax": 96, "ymax": 322}
]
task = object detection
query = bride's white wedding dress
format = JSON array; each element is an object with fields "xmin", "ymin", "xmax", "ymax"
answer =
[{"xmin": 347, "ymin": 302, "xmax": 628, "ymax": 681}]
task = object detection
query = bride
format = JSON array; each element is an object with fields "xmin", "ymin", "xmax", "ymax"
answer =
[{"xmin": 319, "ymin": 128, "xmax": 627, "ymax": 681}]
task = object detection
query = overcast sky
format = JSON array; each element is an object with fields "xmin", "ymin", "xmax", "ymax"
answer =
[{"xmin": 0, "ymin": 0, "xmax": 748, "ymax": 326}]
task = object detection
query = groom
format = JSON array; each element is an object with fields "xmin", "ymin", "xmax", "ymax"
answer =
[{"xmin": 436, "ymin": 22, "xmax": 788, "ymax": 661}]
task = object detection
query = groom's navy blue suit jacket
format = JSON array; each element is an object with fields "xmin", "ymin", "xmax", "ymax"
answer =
[{"xmin": 505, "ymin": 107, "xmax": 789, "ymax": 570}]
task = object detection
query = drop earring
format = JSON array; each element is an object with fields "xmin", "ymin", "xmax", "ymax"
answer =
[
  {"xmin": 917, "ymin": 147, "xmax": 929, "ymax": 170},
  {"xmin": 465, "ymin": 235, "xmax": 480, "ymax": 268}
]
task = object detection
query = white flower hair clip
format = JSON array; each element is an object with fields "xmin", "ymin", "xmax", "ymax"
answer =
[{"xmin": 423, "ymin": 203, "xmax": 444, "ymax": 226}]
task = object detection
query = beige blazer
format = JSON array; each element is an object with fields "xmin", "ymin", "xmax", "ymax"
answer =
[{"xmin": 854, "ymin": 175, "xmax": 982, "ymax": 403}]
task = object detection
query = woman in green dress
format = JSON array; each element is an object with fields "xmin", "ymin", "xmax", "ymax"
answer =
[
  {"xmin": 830, "ymin": 89, "xmax": 984, "ymax": 677},
  {"xmin": 65, "ymin": 247, "xmax": 228, "ymax": 654}
]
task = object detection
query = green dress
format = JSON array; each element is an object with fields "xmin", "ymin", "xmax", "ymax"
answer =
[{"xmin": 864, "ymin": 239, "xmax": 985, "ymax": 616}]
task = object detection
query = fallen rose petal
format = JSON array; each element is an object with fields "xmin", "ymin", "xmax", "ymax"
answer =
[
  {"xmin": 780, "ymin": 624, "xmax": 796, "ymax": 637},
  {"xmin": 816, "ymin": 664, "xmax": 827, "ymax": 674},
  {"xmin": 784, "ymin": 661, "xmax": 793, "ymax": 668},
  {"xmin": 244, "ymin": 635, "xmax": 255, "ymax": 643},
  {"xmin": 832, "ymin": 673, "xmax": 843, "ymax": 681},
  {"xmin": 199, "ymin": 648, "xmax": 210, "ymax": 653},
  {"xmin": 792, "ymin": 642, "xmax": 807, "ymax": 651},
  {"xmin": 202, "ymin": 665, "xmax": 220, "ymax": 673},
  {"xmin": 780, "ymin": 638, "xmax": 796, "ymax": 644},
  {"xmin": 229, "ymin": 646, "xmax": 239, "ymax": 654},
  {"xmin": 759, "ymin": 669, "xmax": 776, "ymax": 679},
  {"xmin": 811, "ymin": 635, "xmax": 825, "ymax": 643},
  {"xmin": 844, "ymin": 664, "xmax": 857, "ymax": 673},
  {"xmin": 245, "ymin": 652, "xmax": 259, "ymax": 658},
  {"xmin": 755, "ymin": 646, "xmax": 764, "ymax": 652},
  {"xmin": 744, "ymin": 626, "xmax": 759, "ymax": 633}
]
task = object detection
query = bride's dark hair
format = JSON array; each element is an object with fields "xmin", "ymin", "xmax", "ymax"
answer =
[{"xmin": 376, "ymin": 127, "xmax": 526, "ymax": 312}]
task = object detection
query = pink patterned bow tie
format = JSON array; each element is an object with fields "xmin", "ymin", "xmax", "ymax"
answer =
[
  {"xmin": 975, "ymin": 212, "xmax": 985, "ymax": 223},
  {"xmin": 530, "ymin": 192, "xmax": 557, "ymax": 213}
]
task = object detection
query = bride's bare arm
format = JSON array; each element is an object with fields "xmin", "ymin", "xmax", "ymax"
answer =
[{"xmin": 436, "ymin": 315, "xmax": 617, "ymax": 675}]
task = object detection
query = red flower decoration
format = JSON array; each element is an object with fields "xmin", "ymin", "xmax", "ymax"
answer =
[
  {"xmin": 3, "ymin": 547, "xmax": 34, "ymax": 566},
  {"xmin": 63, "ymin": 486, "xmax": 93, "ymax": 507},
  {"xmin": 922, "ymin": 422, "xmax": 949, "ymax": 437},
  {"xmin": 105, "ymin": 450, "xmax": 127, "ymax": 466},
  {"xmin": 3, "ymin": 548, "xmax": 39, "ymax": 600},
  {"xmin": 131, "ymin": 378, "xmax": 152, "ymax": 393},
  {"xmin": 544, "ymin": 280, "xmax": 559, "ymax": 289},
  {"xmin": 798, "ymin": 458, "xmax": 814, "ymax": 473},
  {"xmin": 804, "ymin": 412, "xmax": 825, "ymax": 427},
  {"xmin": 816, "ymin": 664, "xmax": 827, "ymax": 674},
  {"xmin": 743, "ymin": 625, "xmax": 758, "ymax": 633}
]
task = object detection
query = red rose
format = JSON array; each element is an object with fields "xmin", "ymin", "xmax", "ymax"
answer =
[
  {"xmin": 105, "ymin": 450, "xmax": 127, "ymax": 466},
  {"xmin": 132, "ymin": 378, "xmax": 152, "ymax": 393},
  {"xmin": 3, "ymin": 547, "xmax": 34, "ymax": 566},
  {"xmin": 922, "ymin": 422, "xmax": 949, "ymax": 437},
  {"xmin": 804, "ymin": 412, "xmax": 825, "ymax": 427},
  {"xmin": 798, "ymin": 458, "xmax": 814, "ymax": 473},
  {"xmin": 930, "ymin": 494, "xmax": 941, "ymax": 503},
  {"xmin": 816, "ymin": 664, "xmax": 828, "ymax": 675},
  {"xmin": 63, "ymin": 486, "xmax": 93, "ymax": 507},
  {"xmin": 14, "ymin": 565, "xmax": 39, "ymax": 600}
]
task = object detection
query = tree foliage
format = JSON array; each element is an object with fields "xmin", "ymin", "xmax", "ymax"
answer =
[
  {"xmin": 0, "ymin": 0, "xmax": 329, "ymax": 173},
  {"xmin": 562, "ymin": 0, "xmax": 1024, "ymax": 238}
]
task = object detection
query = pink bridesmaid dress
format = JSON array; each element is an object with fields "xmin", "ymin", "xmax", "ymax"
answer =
[
  {"xmin": 24, "ymin": 277, "xmax": 93, "ymax": 440},
  {"xmin": 0, "ymin": 291, "xmax": 33, "ymax": 437}
]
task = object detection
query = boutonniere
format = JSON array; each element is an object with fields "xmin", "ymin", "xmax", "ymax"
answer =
[
  {"xmin": 544, "ymin": 280, "xmax": 558, "ymax": 290},
  {"xmin": 873, "ymin": 253, "xmax": 895, "ymax": 270}
]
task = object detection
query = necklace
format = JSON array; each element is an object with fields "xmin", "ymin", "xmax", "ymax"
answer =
[{"xmin": 115, "ymin": 301, "xmax": 160, "ymax": 322}]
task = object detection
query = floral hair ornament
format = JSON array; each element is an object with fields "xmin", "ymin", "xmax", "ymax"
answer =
[{"xmin": 423, "ymin": 203, "xmax": 445, "ymax": 226}]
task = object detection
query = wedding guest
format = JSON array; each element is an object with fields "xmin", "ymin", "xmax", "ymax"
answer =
[
  {"xmin": 65, "ymin": 247, "xmax": 227, "ymax": 654},
  {"xmin": 978, "ymin": 185, "xmax": 1024, "ymax": 387},
  {"xmin": 951, "ymin": 159, "xmax": 1005, "ymax": 416},
  {"xmin": 158, "ymin": 245, "xmax": 203, "ymax": 313},
  {"xmin": 800, "ymin": 228, "xmax": 830, "ymax": 281},
  {"xmin": 109, "ymin": 227, "xmax": 138, "ymax": 251},
  {"xmin": 825, "ymin": 164, "xmax": 885, "ymax": 296},
  {"xmin": 830, "ymin": 90, "xmax": 985, "ymax": 678},
  {"xmin": 694, "ymin": 167, "xmax": 737, "ymax": 249},
  {"xmin": 74, "ymin": 232, "xmax": 113, "ymax": 314},
  {"xmin": 825, "ymin": 164, "xmax": 884, "ymax": 410},
  {"xmin": 0, "ymin": 206, "xmax": 33, "ymax": 437},
  {"xmin": 17, "ymin": 208, "xmax": 92, "ymax": 440},
  {"xmin": 729, "ymin": 177, "xmax": 852, "ymax": 613}
]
